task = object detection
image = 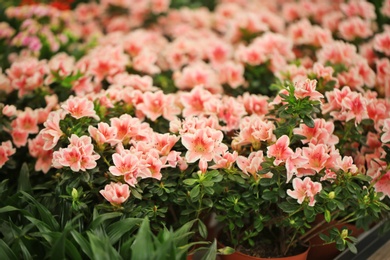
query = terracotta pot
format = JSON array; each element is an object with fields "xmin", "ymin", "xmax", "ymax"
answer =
[
  {"xmin": 220, "ymin": 245, "xmax": 310, "ymax": 260},
  {"xmin": 307, "ymin": 216, "xmax": 364, "ymax": 260}
]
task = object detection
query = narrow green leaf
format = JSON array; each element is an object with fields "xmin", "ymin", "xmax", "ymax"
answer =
[
  {"xmin": 18, "ymin": 163, "xmax": 31, "ymax": 193},
  {"xmin": 21, "ymin": 191, "xmax": 59, "ymax": 231},
  {"xmin": 88, "ymin": 231, "xmax": 122, "ymax": 260},
  {"xmin": 131, "ymin": 217, "xmax": 154, "ymax": 260},
  {"xmin": 89, "ymin": 212, "xmax": 122, "ymax": 230},
  {"xmin": 0, "ymin": 240, "xmax": 18, "ymax": 260},
  {"xmin": 0, "ymin": 205, "xmax": 20, "ymax": 214},
  {"xmin": 198, "ymin": 220, "xmax": 207, "ymax": 239},
  {"xmin": 50, "ymin": 230, "xmax": 67, "ymax": 260},
  {"xmin": 106, "ymin": 218, "xmax": 142, "ymax": 245},
  {"xmin": 173, "ymin": 219, "xmax": 196, "ymax": 247},
  {"xmin": 200, "ymin": 239, "xmax": 217, "ymax": 260},
  {"xmin": 70, "ymin": 230, "xmax": 93, "ymax": 258}
]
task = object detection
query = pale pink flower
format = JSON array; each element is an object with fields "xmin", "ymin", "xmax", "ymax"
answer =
[
  {"xmin": 0, "ymin": 68, "xmax": 12, "ymax": 94},
  {"xmin": 240, "ymin": 93, "xmax": 269, "ymax": 116},
  {"xmin": 218, "ymin": 61, "xmax": 245, "ymax": 89},
  {"xmin": 133, "ymin": 49, "xmax": 161, "ymax": 75},
  {"xmin": 181, "ymin": 127, "xmax": 227, "ymax": 172},
  {"xmin": 28, "ymin": 134, "xmax": 53, "ymax": 173},
  {"xmin": 174, "ymin": 62, "xmax": 221, "ymax": 93},
  {"xmin": 109, "ymin": 151, "xmax": 141, "ymax": 187},
  {"xmin": 373, "ymin": 31, "xmax": 390, "ymax": 56},
  {"xmin": 293, "ymin": 118, "xmax": 339, "ymax": 146},
  {"xmin": 40, "ymin": 110, "xmax": 65, "ymax": 150},
  {"xmin": 87, "ymin": 45, "xmax": 129, "ymax": 83},
  {"xmin": 180, "ymin": 85, "xmax": 215, "ymax": 118},
  {"xmin": 88, "ymin": 122, "xmax": 118, "ymax": 147},
  {"xmin": 0, "ymin": 141, "xmax": 16, "ymax": 168},
  {"xmin": 100, "ymin": 182, "xmax": 130, "ymax": 205},
  {"xmin": 152, "ymin": 133, "xmax": 180, "ymax": 156},
  {"xmin": 267, "ymin": 135, "xmax": 294, "ymax": 166},
  {"xmin": 12, "ymin": 107, "xmax": 39, "ymax": 134},
  {"xmin": 236, "ymin": 151, "xmax": 271, "ymax": 179},
  {"xmin": 46, "ymin": 52, "xmax": 76, "ymax": 84},
  {"xmin": 287, "ymin": 177, "xmax": 322, "ymax": 206},
  {"xmin": 210, "ymin": 151, "xmax": 238, "ymax": 170},
  {"xmin": 2, "ymin": 105, "xmax": 17, "ymax": 117},
  {"xmin": 285, "ymin": 148, "xmax": 308, "ymax": 183},
  {"xmin": 340, "ymin": 0, "xmax": 376, "ymax": 20},
  {"xmin": 381, "ymin": 119, "xmax": 390, "ymax": 143},
  {"xmin": 338, "ymin": 17, "xmax": 373, "ymax": 41},
  {"xmin": 136, "ymin": 91, "xmax": 181, "ymax": 121},
  {"xmin": 317, "ymin": 41, "xmax": 359, "ymax": 66},
  {"xmin": 336, "ymin": 156, "xmax": 358, "ymax": 174},
  {"xmin": 206, "ymin": 39, "xmax": 232, "ymax": 65},
  {"xmin": 301, "ymin": 143, "xmax": 331, "ymax": 174},
  {"xmin": 374, "ymin": 171, "xmax": 390, "ymax": 199},
  {"xmin": 53, "ymin": 135, "xmax": 100, "ymax": 172},
  {"xmin": 150, "ymin": 0, "xmax": 170, "ymax": 14},
  {"xmin": 11, "ymin": 129, "xmax": 29, "ymax": 148},
  {"xmin": 337, "ymin": 67, "xmax": 365, "ymax": 92},
  {"xmin": 62, "ymin": 96, "xmax": 100, "ymax": 121},
  {"xmin": 382, "ymin": 0, "xmax": 390, "ymax": 17},
  {"xmin": 110, "ymin": 114, "xmax": 148, "ymax": 144},
  {"xmin": 6, "ymin": 57, "xmax": 48, "ymax": 97},
  {"xmin": 217, "ymin": 96, "xmax": 247, "ymax": 131},
  {"xmin": 138, "ymin": 149, "xmax": 163, "ymax": 181},
  {"xmin": 233, "ymin": 115, "xmax": 275, "ymax": 150},
  {"xmin": 293, "ymin": 78, "xmax": 324, "ymax": 101}
]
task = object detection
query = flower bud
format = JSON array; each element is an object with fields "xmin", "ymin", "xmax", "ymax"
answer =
[
  {"xmin": 341, "ymin": 228, "xmax": 349, "ymax": 239},
  {"xmin": 71, "ymin": 188, "xmax": 78, "ymax": 201},
  {"xmin": 328, "ymin": 191, "xmax": 335, "ymax": 199}
]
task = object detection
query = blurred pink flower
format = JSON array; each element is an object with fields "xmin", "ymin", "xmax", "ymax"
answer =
[{"xmin": 100, "ymin": 182, "xmax": 130, "ymax": 206}]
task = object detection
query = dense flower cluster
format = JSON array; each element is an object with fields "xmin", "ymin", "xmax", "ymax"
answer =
[{"xmin": 1, "ymin": 0, "xmax": 390, "ymax": 258}]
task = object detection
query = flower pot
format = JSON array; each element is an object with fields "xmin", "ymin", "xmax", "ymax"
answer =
[
  {"xmin": 220, "ymin": 245, "xmax": 310, "ymax": 260},
  {"xmin": 307, "ymin": 216, "xmax": 364, "ymax": 260}
]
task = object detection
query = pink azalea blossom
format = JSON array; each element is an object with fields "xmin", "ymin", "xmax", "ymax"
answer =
[
  {"xmin": 100, "ymin": 182, "xmax": 130, "ymax": 205},
  {"xmin": 0, "ymin": 141, "xmax": 16, "ymax": 168},
  {"xmin": 62, "ymin": 96, "xmax": 100, "ymax": 121},
  {"xmin": 381, "ymin": 119, "xmax": 390, "ymax": 143},
  {"xmin": 181, "ymin": 127, "xmax": 227, "ymax": 172},
  {"xmin": 40, "ymin": 110, "xmax": 65, "ymax": 150},
  {"xmin": 267, "ymin": 135, "xmax": 294, "ymax": 166},
  {"xmin": 287, "ymin": 177, "xmax": 322, "ymax": 206},
  {"xmin": 374, "ymin": 171, "xmax": 390, "ymax": 199},
  {"xmin": 293, "ymin": 78, "xmax": 324, "ymax": 101},
  {"xmin": 301, "ymin": 143, "xmax": 331, "ymax": 174},
  {"xmin": 53, "ymin": 134, "xmax": 100, "ymax": 172}
]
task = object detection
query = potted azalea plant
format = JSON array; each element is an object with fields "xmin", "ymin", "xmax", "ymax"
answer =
[
  {"xmin": 1, "ymin": 0, "xmax": 390, "ymax": 259},
  {"xmin": 211, "ymin": 77, "xmax": 390, "ymax": 259}
]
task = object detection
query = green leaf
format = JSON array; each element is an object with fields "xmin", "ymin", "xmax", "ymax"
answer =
[
  {"xmin": 173, "ymin": 220, "xmax": 196, "ymax": 247},
  {"xmin": 70, "ymin": 230, "xmax": 94, "ymax": 258},
  {"xmin": 106, "ymin": 218, "xmax": 142, "ymax": 245},
  {"xmin": 88, "ymin": 231, "xmax": 122, "ymax": 260},
  {"xmin": 131, "ymin": 217, "xmax": 154, "ymax": 260},
  {"xmin": 302, "ymin": 116, "xmax": 314, "ymax": 128},
  {"xmin": 324, "ymin": 210, "xmax": 331, "ymax": 223},
  {"xmin": 89, "ymin": 212, "xmax": 122, "ymax": 230},
  {"xmin": 200, "ymin": 239, "xmax": 217, "ymax": 260},
  {"xmin": 183, "ymin": 179, "xmax": 198, "ymax": 186},
  {"xmin": 198, "ymin": 219, "xmax": 208, "ymax": 239},
  {"xmin": 346, "ymin": 241, "xmax": 357, "ymax": 254},
  {"xmin": 190, "ymin": 185, "xmax": 200, "ymax": 200},
  {"xmin": 50, "ymin": 230, "xmax": 67, "ymax": 260},
  {"xmin": 0, "ymin": 239, "xmax": 18, "ymax": 260},
  {"xmin": 21, "ymin": 192, "xmax": 59, "ymax": 231},
  {"xmin": 18, "ymin": 163, "xmax": 31, "ymax": 193},
  {"xmin": 0, "ymin": 205, "xmax": 20, "ymax": 214}
]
